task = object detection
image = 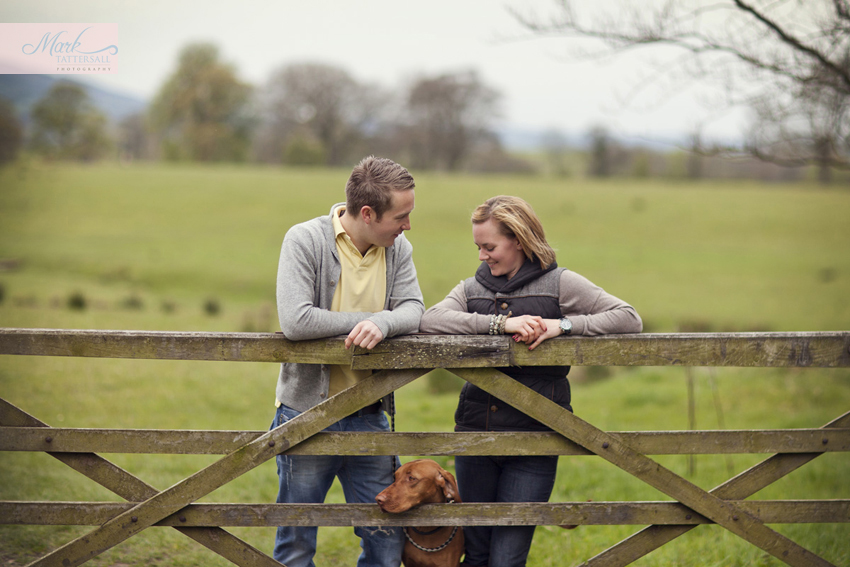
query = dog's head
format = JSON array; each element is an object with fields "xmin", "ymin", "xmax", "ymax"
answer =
[{"xmin": 375, "ymin": 459, "xmax": 461, "ymax": 513}]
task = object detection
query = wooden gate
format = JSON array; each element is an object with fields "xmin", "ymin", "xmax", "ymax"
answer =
[{"xmin": 1, "ymin": 328, "xmax": 848, "ymax": 566}]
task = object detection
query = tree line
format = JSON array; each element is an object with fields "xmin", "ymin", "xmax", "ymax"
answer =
[
  {"xmin": 0, "ymin": 42, "xmax": 515, "ymax": 173},
  {"xmin": 1, "ymin": 0, "xmax": 847, "ymax": 182}
]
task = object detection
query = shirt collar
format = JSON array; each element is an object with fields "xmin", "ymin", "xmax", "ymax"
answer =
[{"xmin": 331, "ymin": 205, "xmax": 347, "ymax": 239}]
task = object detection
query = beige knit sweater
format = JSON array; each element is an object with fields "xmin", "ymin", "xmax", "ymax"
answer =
[{"xmin": 419, "ymin": 269, "xmax": 642, "ymax": 337}]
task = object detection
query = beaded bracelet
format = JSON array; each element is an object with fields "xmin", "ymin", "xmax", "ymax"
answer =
[{"xmin": 489, "ymin": 312, "xmax": 511, "ymax": 335}]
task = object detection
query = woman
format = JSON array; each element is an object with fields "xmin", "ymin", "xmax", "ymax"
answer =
[{"xmin": 419, "ymin": 195, "xmax": 642, "ymax": 567}]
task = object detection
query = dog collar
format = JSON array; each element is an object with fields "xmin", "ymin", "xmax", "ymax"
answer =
[{"xmin": 403, "ymin": 526, "xmax": 460, "ymax": 553}]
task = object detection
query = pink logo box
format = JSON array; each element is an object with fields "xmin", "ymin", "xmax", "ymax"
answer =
[{"xmin": 0, "ymin": 23, "xmax": 118, "ymax": 74}]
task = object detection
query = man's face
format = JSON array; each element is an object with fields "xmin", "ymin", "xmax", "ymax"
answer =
[{"xmin": 366, "ymin": 189, "xmax": 414, "ymax": 248}]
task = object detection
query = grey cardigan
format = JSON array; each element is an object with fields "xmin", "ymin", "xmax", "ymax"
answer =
[{"xmin": 275, "ymin": 203, "xmax": 425, "ymax": 411}]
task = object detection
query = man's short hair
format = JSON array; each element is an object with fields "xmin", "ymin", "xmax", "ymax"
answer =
[{"xmin": 345, "ymin": 156, "xmax": 415, "ymax": 219}]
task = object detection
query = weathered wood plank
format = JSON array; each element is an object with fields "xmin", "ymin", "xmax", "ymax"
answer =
[
  {"xmin": 584, "ymin": 411, "xmax": 850, "ymax": 567},
  {"xmin": 24, "ymin": 369, "xmax": 426, "ymax": 567},
  {"xmin": 353, "ymin": 332, "xmax": 850, "ymax": 368},
  {"xmin": 2, "ymin": 500, "xmax": 847, "ymax": 527},
  {"xmin": 455, "ymin": 368, "xmax": 837, "ymax": 567},
  {"xmin": 3, "ymin": 427, "xmax": 847, "ymax": 456},
  {"xmin": 2, "ymin": 328, "xmax": 849, "ymax": 367},
  {"xmin": 0, "ymin": 328, "xmax": 350, "ymax": 364},
  {"xmin": 0, "ymin": 399, "xmax": 281, "ymax": 567},
  {"xmin": 509, "ymin": 332, "xmax": 850, "ymax": 369},
  {"xmin": 353, "ymin": 334, "xmax": 513, "ymax": 368}
]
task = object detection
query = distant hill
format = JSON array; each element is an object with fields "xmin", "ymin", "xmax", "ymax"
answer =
[
  {"xmin": 495, "ymin": 125, "xmax": 587, "ymax": 151},
  {"xmin": 494, "ymin": 124, "xmax": 688, "ymax": 152},
  {"xmin": 0, "ymin": 74, "xmax": 147, "ymax": 125}
]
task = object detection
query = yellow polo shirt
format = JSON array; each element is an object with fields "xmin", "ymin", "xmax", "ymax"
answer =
[{"xmin": 329, "ymin": 207, "xmax": 387, "ymax": 396}]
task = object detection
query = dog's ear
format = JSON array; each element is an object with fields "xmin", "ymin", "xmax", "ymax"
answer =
[{"xmin": 435, "ymin": 468, "xmax": 462, "ymax": 503}]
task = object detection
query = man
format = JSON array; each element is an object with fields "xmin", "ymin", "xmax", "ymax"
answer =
[{"xmin": 272, "ymin": 156, "xmax": 424, "ymax": 567}]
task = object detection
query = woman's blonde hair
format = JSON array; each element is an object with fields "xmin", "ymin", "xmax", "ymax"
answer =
[{"xmin": 471, "ymin": 195, "xmax": 556, "ymax": 269}]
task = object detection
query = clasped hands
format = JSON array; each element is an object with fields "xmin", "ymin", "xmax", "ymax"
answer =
[{"xmin": 504, "ymin": 315, "xmax": 560, "ymax": 350}]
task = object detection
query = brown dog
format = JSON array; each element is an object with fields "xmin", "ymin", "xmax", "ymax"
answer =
[{"xmin": 376, "ymin": 459, "xmax": 464, "ymax": 567}]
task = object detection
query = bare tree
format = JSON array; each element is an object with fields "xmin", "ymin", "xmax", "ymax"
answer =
[
  {"xmin": 256, "ymin": 62, "xmax": 387, "ymax": 166},
  {"xmin": 587, "ymin": 125, "xmax": 613, "ymax": 177},
  {"xmin": 687, "ymin": 131, "xmax": 704, "ymax": 179},
  {"xmin": 513, "ymin": 0, "xmax": 850, "ymax": 178},
  {"xmin": 403, "ymin": 70, "xmax": 501, "ymax": 171}
]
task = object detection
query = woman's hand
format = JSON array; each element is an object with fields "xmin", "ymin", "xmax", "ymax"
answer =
[
  {"xmin": 504, "ymin": 315, "xmax": 547, "ymax": 344},
  {"xmin": 526, "ymin": 319, "xmax": 563, "ymax": 351}
]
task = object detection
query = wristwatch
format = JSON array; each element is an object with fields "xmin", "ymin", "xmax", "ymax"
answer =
[{"xmin": 558, "ymin": 317, "xmax": 573, "ymax": 335}]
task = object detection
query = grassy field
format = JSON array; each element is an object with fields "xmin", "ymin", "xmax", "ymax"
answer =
[{"xmin": 0, "ymin": 161, "xmax": 848, "ymax": 566}]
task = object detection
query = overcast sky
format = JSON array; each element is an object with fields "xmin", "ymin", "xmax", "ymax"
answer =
[{"xmin": 2, "ymin": 0, "xmax": 748, "ymax": 145}]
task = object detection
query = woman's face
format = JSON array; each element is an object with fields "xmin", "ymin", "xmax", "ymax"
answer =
[{"xmin": 473, "ymin": 218, "xmax": 525, "ymax": 279}]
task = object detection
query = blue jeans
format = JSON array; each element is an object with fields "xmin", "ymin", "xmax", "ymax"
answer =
[
  {"xmin": 271, "ymin": 403, "xmax": 404, "ymax": 567},
  {"xmin": 455, "ymin": 455, "xmax": 558, "ymax": 567}
]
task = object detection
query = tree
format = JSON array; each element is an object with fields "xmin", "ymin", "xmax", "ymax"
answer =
[
  {"xmin": 118, "ymin": 113, "xmax": 153, "ymax": 161},
  {"xmin": 687, "ymin": 132, "xmax": 704, "ymax": 179},
  {"xmin": 150, "ymin": 43, "xmax": 253, "ymax": 162},
  {"xmin": 514, "ymin": 0, "xmax": 850, "ymax": 179},
  {"xmin": 255, "ymin": 62, "xmax": 386, "ymax": 166},
  {"xmin": 540, "ymin": 128, "xmax": 572, "ymax": 177},
  {"xmin": 403, "ymin": 71, "xmax": 501, "ymax": 171},
  {"xmin": 587, "ymin": 125, "xmax": 613, "ymax": 177},
  {"xmin": 0, "ymin": 97, "xmax": 23, "ymax": 165},
  {"xmin": 283, "ymin": 134, "xmax": 327, "ymax": 166},
  {"xmin": 28, "ymin": 82, "xmax": 111, "ymax": 161}
]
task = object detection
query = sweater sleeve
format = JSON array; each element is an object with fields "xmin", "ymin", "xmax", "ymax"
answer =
[
  {"xmin": 366, "ymin": 234, "xmax": 425, "ymax": 338},
  {"xmin": 276, "ymin": 224, "xmax": 369, "ymax": 340},
  {"xmin": 419, "ymin": 280, "xmax": 491, "ymax": 335},
  {"xmin": 561, "ymin": 270, "xmax": 642, "ymax": 336}
]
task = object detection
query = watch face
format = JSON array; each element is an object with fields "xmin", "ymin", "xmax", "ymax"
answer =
[{"xmin": 559, "ymin": 318, "xmax": 572, "ymax": 334}]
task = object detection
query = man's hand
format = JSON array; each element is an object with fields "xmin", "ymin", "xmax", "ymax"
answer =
[{"xmin": 345, "ymin": 320, "xmax": 385, "ymax": 350}]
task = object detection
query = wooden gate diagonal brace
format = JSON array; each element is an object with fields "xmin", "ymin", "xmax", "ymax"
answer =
[
  {"xmin": 21, "ymin": 368, "xmax": 425, "ymax": 567},
  {"xmin": 452, "ymin": 368, "xmax": 836, "ymax": 567},
  {"xmin": 583, "ymin": 410, "xmax": 850, "ymax": 567},
  {"xmin": 0, "ymin": 398, "xmax": 280, "ymax": 567}
]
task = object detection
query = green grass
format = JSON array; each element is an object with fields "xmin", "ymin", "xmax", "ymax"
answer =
[{"xmin": 0, "ymin": 161, "xmax": 849, "ymax": 566}]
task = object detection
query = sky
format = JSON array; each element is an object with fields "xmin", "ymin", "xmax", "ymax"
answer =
[{"xmin": 2, "ymin": 0, "xmax": 749, "ymax": 146}]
